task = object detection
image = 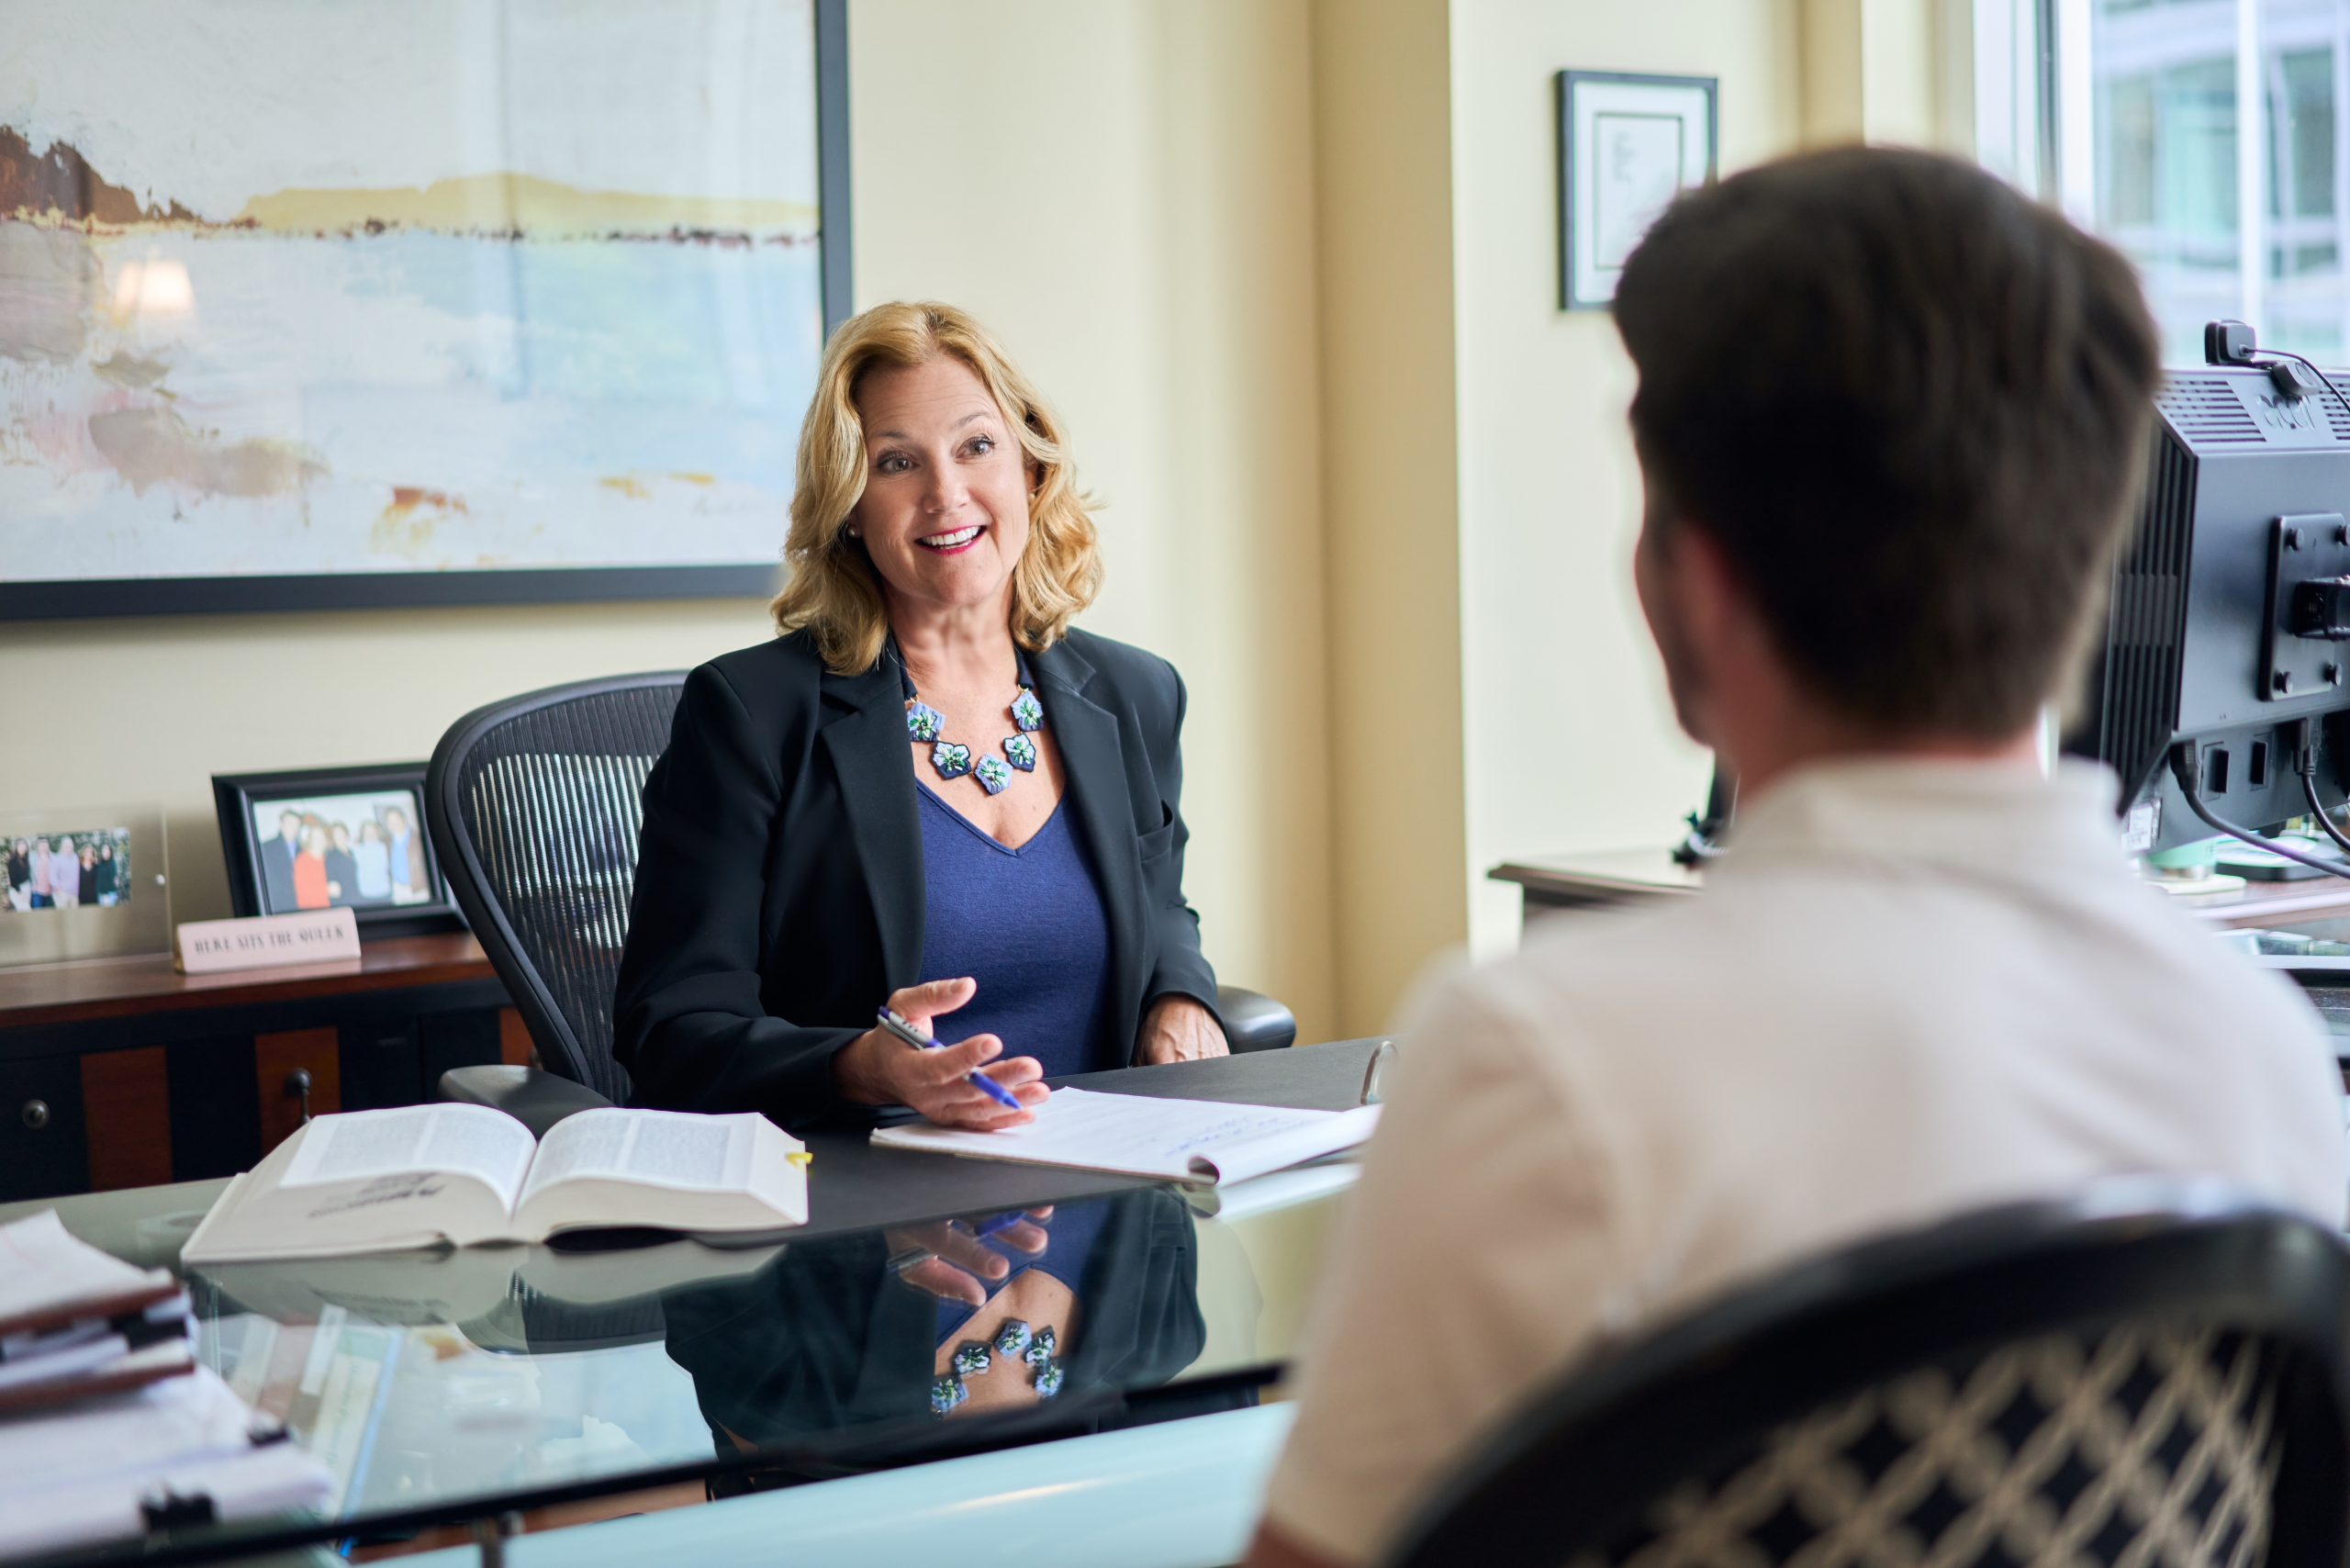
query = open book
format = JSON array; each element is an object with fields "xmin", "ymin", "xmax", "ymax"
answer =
[
  {"xmin": 185, "ymin": 1104, "xmax": 807, "ymax": 1264},
  {"xmin": 870, "ymin": 1088, "xmax": 1381, "ymax": 1185}
]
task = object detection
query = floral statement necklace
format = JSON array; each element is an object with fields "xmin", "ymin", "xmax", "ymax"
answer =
[{"xmin": 904, "ymin": 680, "xmax": 1045, "ymax": 797}]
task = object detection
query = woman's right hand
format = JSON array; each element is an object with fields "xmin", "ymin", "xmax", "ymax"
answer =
[
  {"xmin": 885, "ymin": 1208, "xmax": 1055, "ymax": 1305},
  {"xmin": 833, "ymin": 977, "xmax": 1048, "ymax": 1128}
]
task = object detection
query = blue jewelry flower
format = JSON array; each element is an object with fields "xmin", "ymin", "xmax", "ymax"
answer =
[
  {"xmin": 931, "ymin": 1374, "xmax": 968, "ymax": 1416},
  {"xmin": 906, "ymin": 702, "xmax": 944, "ymax": 743},
  {"xmin": 1023, "ymin": 1327, "xmax": 1058, "ymax": 1367},
  {"xmin": 1012, "ymin": 688, "xmax": 1045, "ymax": 733},
  {"xmin": 931, "ymin": 741, "xmax": 973, "ymax": 779},
  {"xmin": 994, "ymin": 1319, "xmax": 1034, "ymax": 1358},
  {"xmin": 953, "ymin": 1341, "xmax": 991, "ymax": 1377},
  {"xmin": 1033, "ymin": 1362, "xmax": 1065, "ymax": 1400},
  {"xmin": 974, "ymin": 756, "xmax": 1013, "ymax": 796},
  {"xmin": 1002, "ymin": 734, "xmax": 1038, "ymax": 771}
]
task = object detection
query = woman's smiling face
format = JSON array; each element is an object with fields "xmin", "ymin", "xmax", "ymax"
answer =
[{"xmin": 850, "ymin": 355, "xmax": 1033, "ymax": 622}]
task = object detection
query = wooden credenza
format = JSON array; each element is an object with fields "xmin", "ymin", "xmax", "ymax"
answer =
[{"xmin": 0, "ymin": 935, "xmax": 526, "ymax": 1202}]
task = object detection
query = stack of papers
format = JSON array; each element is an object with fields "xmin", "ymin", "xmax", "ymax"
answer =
[
  {"xmin": 0, "ymin": 1210, "xmax": 332, "ymax": 1556},
  {"xmin": 0, "ymin": 1210, "xmax": 192, "ymax": 1414}
]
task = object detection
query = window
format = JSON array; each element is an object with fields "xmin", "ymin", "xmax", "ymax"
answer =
[{"xmin": 2056, "ymin": 0, "xmax": 2350, "ymax": 360}]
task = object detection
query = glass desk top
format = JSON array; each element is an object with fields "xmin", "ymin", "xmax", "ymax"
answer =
[{"xmin": 6, "ymin": 1042, "xmax": 1382, "ymax": 1568}]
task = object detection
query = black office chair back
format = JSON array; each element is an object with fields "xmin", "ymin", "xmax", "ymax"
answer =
[
  {"xmin": 1385, "ymin": 1182, "xmax": 2350, "ymax": 1568},
  {"xmin": 426, "ymin": 673, "xmax": 687, "ymax": 1103}
]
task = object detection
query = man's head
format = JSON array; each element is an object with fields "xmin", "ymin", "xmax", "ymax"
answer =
[{"xmin": 1615, "ymin": 147, "xmax": 2161, "ymax": 773}]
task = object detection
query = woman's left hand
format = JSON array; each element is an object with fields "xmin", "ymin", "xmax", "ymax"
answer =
[{"xmin": 1135, "ymin": 995, "xmax": 1229, "ymax": 1066}]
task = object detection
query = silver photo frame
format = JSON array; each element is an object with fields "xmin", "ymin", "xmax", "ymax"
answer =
[{"xmin": 0, "ymin": 803, "xmax": 172, "ymax": 969}]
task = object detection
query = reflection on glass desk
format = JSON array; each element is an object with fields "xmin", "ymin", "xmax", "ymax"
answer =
[
  {"xmin": 2234, "ymin": 927, "xmax": 2350, "ymax": 958},
  {"xmin": 2230, "ymin": 921, "xmax": 2350, "ymax": 1058},
  {"xmin": 4, "ymin": 1055, "xmax": 1369, "ymax": 1568}
]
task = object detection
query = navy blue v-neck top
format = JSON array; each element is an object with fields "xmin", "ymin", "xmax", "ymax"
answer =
[{"xmin": 914, "ymin": 782, "xmax": 1118, "ymax": 1080}]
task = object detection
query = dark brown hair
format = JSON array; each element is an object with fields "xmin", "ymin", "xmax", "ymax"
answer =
[{"xmin": 1614, "ymin": 146, "xmax": 2162, "ymax": 738}]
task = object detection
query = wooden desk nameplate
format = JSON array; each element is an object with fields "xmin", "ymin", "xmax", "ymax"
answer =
[{"xmin": 175, "ymin": 910, "xmax": 363, "ymax": 974}]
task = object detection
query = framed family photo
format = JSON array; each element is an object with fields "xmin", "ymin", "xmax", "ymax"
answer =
[
  {"xmin": 214, "ymin": 766, "xmax": 462, "ymax": 938},
  {"xmin": 0, "ymin": 803, "xmax": 172, "ymax": 969},
  {"xmin": 1557, "ymin": 70, "xmax": 1718, "ymax": 310}
]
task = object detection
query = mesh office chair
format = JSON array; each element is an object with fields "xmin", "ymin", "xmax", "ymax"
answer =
[
  {"xmin": 1385, "ymin": 1182, "xmax": 2350, "ymax": 1568},
  {"xmin": 426, "ymin": 671, "xmax": 1296, "ymax": 1134}
]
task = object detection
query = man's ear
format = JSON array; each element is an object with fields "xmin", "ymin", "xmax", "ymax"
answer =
[{"xmin": 1669, "ymin": 521, "xmax": 1743, "ymax": 644}]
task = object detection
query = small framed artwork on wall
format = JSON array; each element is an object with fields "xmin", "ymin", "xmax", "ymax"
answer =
[
  {"xmin": 1557, "ymin": 70, "xmax": 1718, "ymax": 310},
  {"xmin": 214, "ymin": 766, "xmax": 463, "ymax": 939}
]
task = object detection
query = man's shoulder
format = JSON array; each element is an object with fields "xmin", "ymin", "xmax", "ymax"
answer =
[{"xmin": 1402, "ymin": 902, "xmax": 1729, "ymax": 1079}]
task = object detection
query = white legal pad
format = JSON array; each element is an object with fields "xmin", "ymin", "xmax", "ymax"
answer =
[{"xmin": 869, "ymin": 1088, "xmax": 1382, "ymax": 1184}]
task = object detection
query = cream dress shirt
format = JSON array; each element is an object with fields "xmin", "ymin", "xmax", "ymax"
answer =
[{"xmin": 1262, "ymin": 758, "xmax": 2347, "ymax": 1566}]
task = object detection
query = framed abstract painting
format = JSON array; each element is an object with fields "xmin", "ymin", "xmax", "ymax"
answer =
[{"xmin": 0, "ymin": 0, "xmax": 850, "ymax": 620}]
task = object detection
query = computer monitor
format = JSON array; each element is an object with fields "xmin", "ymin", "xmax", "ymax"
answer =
[{"xmin": 2066, "ymin": 326, "xmax": 2350, "ymax": 857}]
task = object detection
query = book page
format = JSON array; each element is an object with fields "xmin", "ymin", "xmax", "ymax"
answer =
[
  {"xmin": 279, "ymin": 1104, "xmax": 536, "ymax": 1213},
  {"xmin": 870, "ymin": 1088, "xmax": 1379, "ymax": 1183},
  {"xmin": 515, "ymin": 1109, "xmax": 755, "ymax": 1209}
]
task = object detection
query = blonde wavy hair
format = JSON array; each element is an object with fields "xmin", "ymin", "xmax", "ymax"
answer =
[{"xmin": 770, "ymin": 301, "xmax": 1103, "ymax": 675}]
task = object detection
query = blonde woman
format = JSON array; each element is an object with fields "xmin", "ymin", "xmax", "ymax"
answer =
[{"xmin": 616, "ymin": 302, "xmax": 1227, "ymax": 1131}]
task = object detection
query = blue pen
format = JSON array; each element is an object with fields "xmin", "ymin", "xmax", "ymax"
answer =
[{"xmin": 876, "ymin": 1006, "xmax": 1026, "ymax": 1110}]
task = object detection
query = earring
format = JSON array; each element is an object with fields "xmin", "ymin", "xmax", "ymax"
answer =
[{"xmin": 846, "ymin": 526, "xmax": 861, "ymax": 539}]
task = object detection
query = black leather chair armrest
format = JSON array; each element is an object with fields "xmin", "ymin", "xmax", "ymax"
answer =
[
  {"xmin": 438, "ymin": 1065, "xmax": 613, "ymax": 1138},
  {"xmin": 1216, "ymin": 985, "xmax": 1297, "ymax": 1053}
]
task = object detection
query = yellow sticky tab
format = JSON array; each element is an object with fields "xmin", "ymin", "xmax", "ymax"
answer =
[{"xmin": 788, "ymin": 1151, "xmax": 814, "ymax": 1168}]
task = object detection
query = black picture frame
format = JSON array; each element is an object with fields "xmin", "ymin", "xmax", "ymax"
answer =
[
  {"xmin": 213, "ymin": 766, "xmax": 464, "ymax": 939},
  {"xmin": 1557, "ymin": 69, "xmax": 1719, "ymax": 311},
  {"xmin": 4, "ymin": 0, "xmax": 853, "ymax": 624}
]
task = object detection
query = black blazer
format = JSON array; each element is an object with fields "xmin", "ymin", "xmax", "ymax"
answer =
[
  {"xmin": 258, "ymin": 835, "xmax": 299, "ymax": 913},
  {"xmin": 613, "ymin": 627, "xmax": 1219, "ymax": 1126}
]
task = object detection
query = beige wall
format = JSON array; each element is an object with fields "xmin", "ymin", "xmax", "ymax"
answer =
[
  {"xmin": 1449, "ymin": 0, "xmax": 1804, "ymax": 956},
  {"xmin": 0, "ymin": 0, "xmax": 1339, "ymax": 1043},
  {"xmin": 0, "ymin": 602, "xmax": 767, "ymax": 935},
  {"xmin": 1801, "ymin": 0, "xmax": 1952, "ymax": 149},
  {"xmin": 1310, "ymin": 0, "xmax": 1470, "ymax": 1036}
]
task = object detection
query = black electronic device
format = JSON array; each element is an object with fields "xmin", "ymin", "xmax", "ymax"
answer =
[
  {"xmin": 1671, "ymin": 761, "xmax": 1737, "ymax": 868},
  {"xmin": 2067, "ymin": 320, "xmax": 2350, "ymax": 864}
]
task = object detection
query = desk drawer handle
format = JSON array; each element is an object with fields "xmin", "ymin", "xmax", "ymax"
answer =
[
  {"xmin": 20, "ymin": 1099, "xmax": 50, "ymax": 1131},
  {"xmin": 284, "ymin": 1070, "xmax": 312, "ymax": 1126}
]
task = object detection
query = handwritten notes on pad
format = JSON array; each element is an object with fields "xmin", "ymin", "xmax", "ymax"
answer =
[{"xmin": 869, "ymin": 1088, "xmax": 1382, "ymax": 1184}]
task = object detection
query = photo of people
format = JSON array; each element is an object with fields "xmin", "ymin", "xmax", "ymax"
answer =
[
  {"xmin": 4, "ymin": 827, "xmax": 132, "ymax": 913},
  {"xmin": 247, "ymin": 790, "xmax": 432, "ymax": 915}
]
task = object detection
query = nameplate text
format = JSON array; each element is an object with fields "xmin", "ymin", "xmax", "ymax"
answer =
[{"xmin": 174, "ymin": 908, "xmax": 363, "ymax": 973}]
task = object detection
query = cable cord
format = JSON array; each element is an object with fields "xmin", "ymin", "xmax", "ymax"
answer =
[
  {"xmin": 2297, "ymin": 771, "xmax": 2350, "ymax": 858},
  {"xmin": 2291, "ymin": 719, "xmax": 2350, "ymax": 859},
  {"xmin": 2253, "ymin": 347, "xmax": 2350, "ymax": 426},
  {"xmin": 2169, "ymin": 743, "xmax": 2350, "ymax": 882}
]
